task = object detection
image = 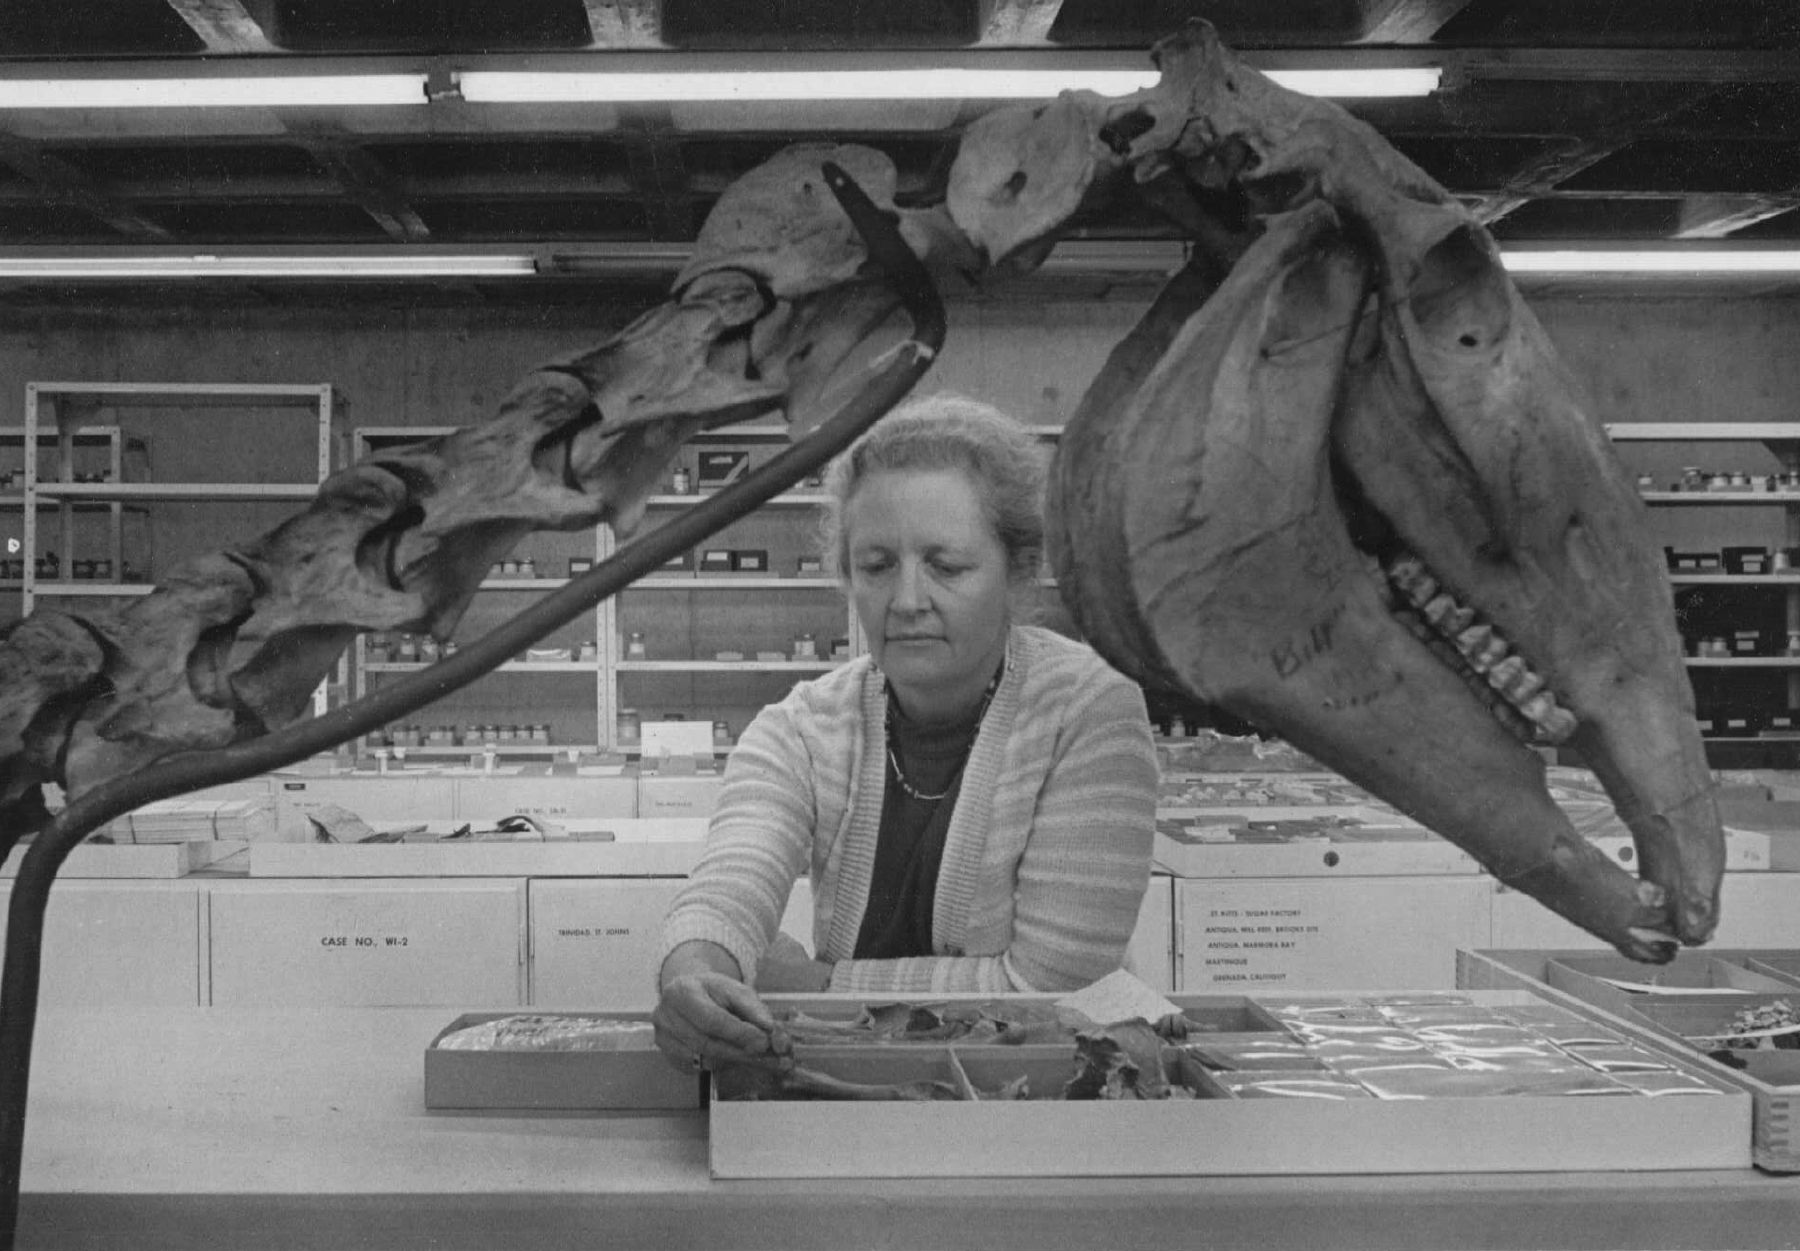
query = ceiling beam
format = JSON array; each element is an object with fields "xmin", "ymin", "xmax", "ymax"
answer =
[
  {"xmin": 976, "ymin": 0, "xmax": 1065, "ymax": 46},
  {"xmin": 580, "ymin": 1, "xmax": 666, "ymax": 49},
  {"xmin": 619, "ymin": 107, "xmax": 692, "ymax": 242},
  {"xmin": 0, "ymin": 135, "xmax": 170, "ymax": 240},
  {"xmin": 1468, "ymin": 84, "xmax": 1726, "ymax": 227},
  {"xmin": 1467, "ymin": 138, "xmax": 1618, "ymax": 225},
  {"xmin": 1675, "ymin": 194, "xmax": 1800, "ymax": 239},
  {"xmin": 1358, "ymin": 0, "xmax": 1475, "ymax": 44},
  {"xmin": 283, "ymin": 123, "xmax": 429, "ymax": 241},
  {"xmin": 162, "ymin": 0, "xmax": 278, "ymax": 53}
]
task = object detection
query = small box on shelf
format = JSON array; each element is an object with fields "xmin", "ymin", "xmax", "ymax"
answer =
[
  {"xmin": 731, "ymin": 548, "xmax": 770, "ymax": 574},
  {"xmin": 1723, "ymin": 546, "xmax": 1772, "ymax": 576},
  {"xmin": 696, "ymin": 449, "xmax": 751, "ymax": 488},
  {"xmin": 1666, "ymin": 547, "xmax": 1722, "ymax": 573},
  {"xmin": 698, "ymin": 549, "xmax": 733, "ymax": 575},
  {"xmin": 568, "ymin": 557, "xmax": 594, "ymax": 576},
  {"xmin": 658, "ymin": 550, "xmax": 695, "ymax": 576}
]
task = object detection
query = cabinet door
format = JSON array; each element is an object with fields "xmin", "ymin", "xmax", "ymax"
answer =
[
  {"xmin": 208, "ymin": 880, "xmax": 525, "ymax": 1006},
  {"xmin": 1176, "ymin": 877, "xmax": 1492, "ymax": 992},
  {"xmin": 527, "ymin": 878, "xmax": 686, "ymax": 1011},
  {"xmin": 0, "ymin": 881, "xmax": 203, "ymax": 1006}
]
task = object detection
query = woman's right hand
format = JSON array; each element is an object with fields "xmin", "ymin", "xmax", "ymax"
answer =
[{"xmin": 653, "ymin": 941, "xmax": 793, "ymax": 1073}]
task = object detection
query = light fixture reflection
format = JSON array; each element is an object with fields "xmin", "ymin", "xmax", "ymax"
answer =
[
  {"xmin": 0, "ymin": 255, "xmax": 537, "ymax": 278},
  {"xmin": 1503, "ymin": 251, "xmax": 1800, "ymax": 275},
  {"xmin": 457, "ymin": 66, "xmax": 1442, "ymax": 103},
  {"xmin": 0, "ymin": 76, "xmax": 429, "ymax": 108}
]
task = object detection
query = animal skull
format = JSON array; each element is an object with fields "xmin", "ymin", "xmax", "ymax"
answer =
[{"xmin": 950, "ymin": 22, "xmax": 1719, "ymax": 960}]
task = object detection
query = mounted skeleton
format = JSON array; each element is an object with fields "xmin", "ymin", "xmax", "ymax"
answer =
[{"xmin": 0, "ymin": 21, "xmax": 1723, "ymax": 1245}]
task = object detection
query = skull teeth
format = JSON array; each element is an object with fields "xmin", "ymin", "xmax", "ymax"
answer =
[{"xmin": 1383, "ymin": 550, "xmax": 1577, "ymax": 746}]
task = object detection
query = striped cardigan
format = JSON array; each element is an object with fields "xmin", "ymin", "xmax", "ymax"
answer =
[{"xmin": 660, "ymin": 624, "xmax": 1158, "ymax": 994}]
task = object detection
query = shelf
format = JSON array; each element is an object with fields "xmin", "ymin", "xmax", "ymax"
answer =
[
  {"xmin": 1686, "ymin": 657, "xmax": 1800, "ymax": 667},
  {"xmin": 30, "ymin": 582, "xmax": 155, "ymax": 596},
  {"xmin": 1641, "ymin": 491, "xmax": 1800, "ymax": 504},
  {"xmin": 364, "ymin": 661, "xmax": 596, "ymax": 673},
  {"xmin": 634, "ymin": 576, "xmax": 839, "ymax": 590},
  {"xmin": 367, "ymin": 744, "xmax": 594, "ymax": 757},
  {"xmin": 477, "ymin": 578, "xmax": 570, "ymax": 591},
  {"xmin": 0, "ymin": 493, "xmax": 149, "ymax": 513},
  {"xmin": 25, "ymin": 382, "xmax": 332, "ymax": 407},
  {"xmin": 617, "ymin": 660, "xmax": 837, "ymax": 673},
  {"xmin": 1607, "ymin": 423, "xmax": 1800, "ymax": 442},
  {"xmin": 646, "ymin": 492, "xmax": 827, "ymax": 507},
  {"xmin": 37, "ymin": 482, "xmax": 319, "ymax": 501},
  {"xmin": 1668, "ymin": 573, "xmax": 1800, "ymax": 584}
]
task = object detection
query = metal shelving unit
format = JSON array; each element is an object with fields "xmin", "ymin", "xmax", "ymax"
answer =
[{"xmin": 22, "ymin": 381, "xmax": 340, "ymax": 714}]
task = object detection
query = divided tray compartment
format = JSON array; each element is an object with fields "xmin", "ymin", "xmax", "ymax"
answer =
[
  {"xmin": 706, "ymin": 990, "xmax": 1751, "ymax": 1178},
  {"xmin": 1460, "ymin": 948, "xmax": 1800, "ymax": 1172},
  {"xmin": 423, "ymin": 1011, "xmax": 703, "ymax": 1112}
]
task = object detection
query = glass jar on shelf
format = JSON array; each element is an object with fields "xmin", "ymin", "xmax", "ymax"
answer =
[
  {"xmin": 713, "ymin": 720, "xmax": 733, "ymax": 748},
  {"xmin": 672, "ymin": 466, "xmax": 693, "ymax": 495},
  {"xmin": 1680, "ymin": 466, "xmax": 1705, "ymax": 492},
  {"xmin": 626, "ymin": 631, "xmax": 648, "ymax": 660},
  {"xmin": 618, "ymin": 708, "xmax": 642, "ymax": 747},
  {"xmin": 792, "ymin": 632, "xmax": 818, "ymax": 661}
]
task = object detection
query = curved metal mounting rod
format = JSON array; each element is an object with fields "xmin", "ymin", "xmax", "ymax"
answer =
[{"xmin": 0, "ymin": 159, "xmax": 944, "ymax": 1248}]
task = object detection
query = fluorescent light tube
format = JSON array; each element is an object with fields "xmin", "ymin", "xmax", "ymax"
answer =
[
  {"xmin": 458, "ymin": 66, "xmax": 1440, "ymax": 103},
  {"xmin": 0, "ymin": 255, "xmax": 536, "ymax": 278},
  {"xmin": 1503, "ymin": 251, "xmax": 1800, "ymax": 274},
  {"xmin": 0, "ymin": 75, "xmax": 428, "ymax": 108}
]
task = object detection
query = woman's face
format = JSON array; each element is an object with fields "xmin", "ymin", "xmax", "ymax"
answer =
[{"xmin": 843, "ymin": 467, "xmax": 1012, "ymax": 718}]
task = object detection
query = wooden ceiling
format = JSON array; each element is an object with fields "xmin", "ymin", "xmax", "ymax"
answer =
[{"xmin": 1, "ymin": 0, "xmax": 1798, "ymax": 305}]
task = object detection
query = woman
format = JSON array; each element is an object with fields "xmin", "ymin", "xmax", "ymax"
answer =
[{"xmin": 653, "ymin": 393, "xmax": 1158, "ymax": 1071}]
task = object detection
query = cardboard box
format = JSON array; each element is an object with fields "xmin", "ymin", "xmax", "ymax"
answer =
[
  {"xmin": 708, "ymin": 988, "xmax": 1748, "ymax": 1178},
  {"xmin": 424, "ymin": 1011, "xmax": 701, "ymax": 1111},
  {"xmin": 0, "ymin": 880, "xmax": 204, "ymax": 1006},
  {"xmin": 527, "ymin": 878, "xmax": 687, "ymax": 1011},
  {"xmin": 273, "ymin": 774, "xmax": 457, "ymax": 830},
  {"xmin": 455, "ymin": 774, "xmax": 637, "ymax": 821},
  {"xmin": 248, "ymin": 833, "xmax": 703, "ymax": 878},
  {"xmin": 1153, "ymin": 806, "xmax": 1479, "ymax": 877},
  {"xmin": 638, "ymin": 773, "xmax": 724, "ymax": 819},
  {"xmin": 1, "ymin": 839, "xmax": 240, "ymax": 878},
  {"xmin": 1175, "ymin": 876, "xmax": 1493, "ymax": 992},
  {"xmin": 1460, "ymin": 947, "xmax": 1800, "ymax": 1172},
  {"xmin": 207, "ymin": 880, "xmax": 526, "ymax": 1006}
]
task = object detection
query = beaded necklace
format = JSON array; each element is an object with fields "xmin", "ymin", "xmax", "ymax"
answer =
[{"xmin": 884, "ymin": 662, "xmax": 1004, "ymax": 803}]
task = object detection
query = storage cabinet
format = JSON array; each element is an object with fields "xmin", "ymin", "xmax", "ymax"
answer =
[
  {"xmin": 19, "ymin": 380, "xmax": 342, "ymax": 715},
  {"xmin": 349, "ymin": 423, "xmax": 864, "ymax": 758},
  {"xmin": 1608, "ymin": 421, "xmax": 1800, "ymax": 763}
]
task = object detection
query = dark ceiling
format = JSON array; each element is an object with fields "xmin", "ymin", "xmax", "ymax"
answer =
[{"xmin": 2, "ymin": 0, "xmax": 1799, "ymax": 306}]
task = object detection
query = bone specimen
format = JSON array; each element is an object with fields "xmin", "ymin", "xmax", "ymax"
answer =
[
  {"xmin": 972, "ymin": 21, "xmax": 1724, "ymax": 961},
  {"xmin": 0, "ymin": 144, "xmax": 922, "ymax": 851}
]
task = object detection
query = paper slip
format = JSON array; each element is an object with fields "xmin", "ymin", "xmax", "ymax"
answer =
[{"xmin": 1056, "ymin": 969, "xmax": 1182, "ymax": 1027}]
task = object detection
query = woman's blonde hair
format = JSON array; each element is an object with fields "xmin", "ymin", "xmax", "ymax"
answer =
[{"xmin": 819, "ymin": 392, "xmax": 1047, "ymax": 588}]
